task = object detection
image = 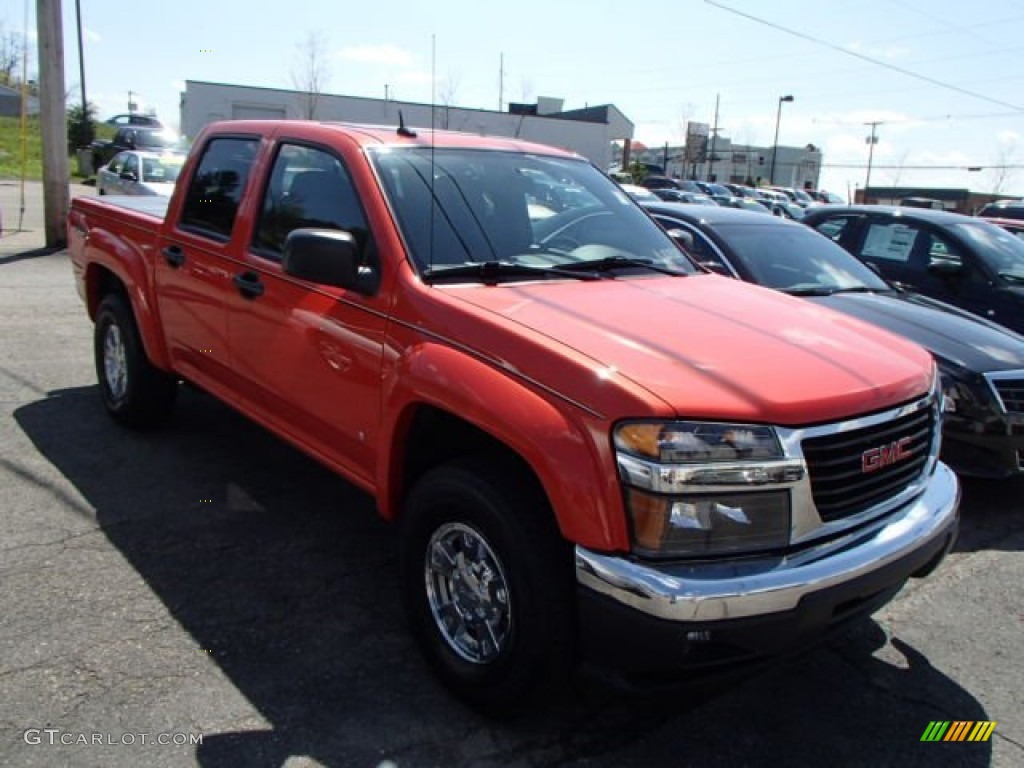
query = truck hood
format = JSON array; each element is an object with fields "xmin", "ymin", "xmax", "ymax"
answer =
[
  {"xmin": 812, "ymin": 291, "xmax": 1024, "ymax": 373},
  {"xmin": 441, "ymin": 274, "xmax": 934, "ymax": 425}
]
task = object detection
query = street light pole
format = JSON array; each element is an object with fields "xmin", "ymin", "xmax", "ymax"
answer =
[
  {"xmin": 769, "ymin": 94, "xmax": 793, "ymax": 186},
  {"xmin": 864, "ymin": 121, "xmax": 882, "ymax": 200}
]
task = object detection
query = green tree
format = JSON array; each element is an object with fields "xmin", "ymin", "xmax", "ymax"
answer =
[{"xmin": 67, "ymin": 102, "xmax": 98, "ymax": 154}]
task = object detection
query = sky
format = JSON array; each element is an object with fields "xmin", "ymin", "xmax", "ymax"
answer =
[{"xmin": 9, "ymin": 0, "xmax": 1024, "ymax": 197}]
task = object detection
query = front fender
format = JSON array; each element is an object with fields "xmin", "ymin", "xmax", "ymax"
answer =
[{"xmin": 378, "ymin": 341, "xmax": 629, "ymax": 552}]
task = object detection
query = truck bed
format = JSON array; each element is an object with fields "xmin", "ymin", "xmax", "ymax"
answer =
[{"xmin": 88, "ymin": 194, "xmax": 171, "ymax": 220}]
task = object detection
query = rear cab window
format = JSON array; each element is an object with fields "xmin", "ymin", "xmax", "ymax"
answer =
[{"xmin": 178, "ymin": 136, "xmax": 261, "ymax": 241}]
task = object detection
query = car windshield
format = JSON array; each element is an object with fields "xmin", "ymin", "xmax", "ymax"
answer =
[
  {"xmin": 711, "ymin": 221, "xmax": 891, "ymax": 293},
  {"xmin": 141, "ymin": 156, "xmax": 184, "ymax": 183},
  {"xmin": 369, "ymin": 147, "xmax": 695, "ymax": 277},
  {"xmin": 952, "ymin": 220, "xmax": 1024, "ymax": 278}
]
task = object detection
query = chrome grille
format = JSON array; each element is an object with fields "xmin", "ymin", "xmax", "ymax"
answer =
[
  {"xmin": 986, "ymin": 373, "xmax": 1024, "ymax": 414},
  {"xmin": 801, "ymin": 405, "xmax": 934, "ymax": 522}
]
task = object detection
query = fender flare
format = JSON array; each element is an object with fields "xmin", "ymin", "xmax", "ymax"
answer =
[
  {"xmin": 83, "ymin": 225, "xmax": 172, "ymax": 371},
  {"xmin": 377, "ymin": 341, "xmax": 629, "ymax": 552}
]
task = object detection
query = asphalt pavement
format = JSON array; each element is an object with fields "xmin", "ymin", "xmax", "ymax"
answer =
[{"xmin": 0, "ymin": 180, "xmax": 1022, "ymax": 767}]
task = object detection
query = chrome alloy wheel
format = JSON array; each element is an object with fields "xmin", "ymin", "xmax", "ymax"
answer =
[
  {"xmin": 103, "ymin": 323, "xmax": 128, "ymax": 400},
  {"xmin": 425, "ymin": 522, "xmax": 512, "ymax": 664}
]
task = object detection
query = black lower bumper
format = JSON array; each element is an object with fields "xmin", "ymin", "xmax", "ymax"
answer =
[{"xmin": 577, "ymin": 523, "xmax": 957, "ymax": 687}]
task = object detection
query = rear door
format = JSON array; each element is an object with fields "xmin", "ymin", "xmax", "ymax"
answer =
[
  {"xmin": 154, "ymin": 133, "xmax": 262, "ymax": 394},
  {"xmin": 225, "ymin": 139, "xmax": 390, "ymax": 486}
]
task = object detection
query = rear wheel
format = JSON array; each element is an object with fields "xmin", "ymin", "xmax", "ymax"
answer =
[
  {"xmin": 400, "ymin": 459, "xmax": 575, "ymax": 713},
  {"xmin": 94, "ymin": 293, "xmax": 177, "ymax": 427}
]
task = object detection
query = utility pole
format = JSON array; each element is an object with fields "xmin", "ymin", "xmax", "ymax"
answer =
[
  {"xmin": 498, "ymin": 53, "xmax": 504, "ymax": 112},
  {"xmin": 864, "ymin": 121, "xmax": 882, "ymax": 198},
  {"xmin": 74, "ymin": 0, "xmax": 87, "ymax": 113},
  {"xmin": 707, "ymin": 93, "xmax": 720, "ymax": 183},
  {"xmin": 37, "ymin": 0, "xmax": 69, "ymax": 248}
]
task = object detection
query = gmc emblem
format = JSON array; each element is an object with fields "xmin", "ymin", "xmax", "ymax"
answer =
[{"xmin": 862, "ymin": 437, "xmax": 913, "ymax": 473}]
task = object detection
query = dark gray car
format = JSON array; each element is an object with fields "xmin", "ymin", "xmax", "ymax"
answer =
[
  {"xmin": 801, "ymin": 205, "xmax": 1024, "ymax": 336},
  {"xmin": 645, "ymin": 202, "xmax": 1024, "ymax": 478}
]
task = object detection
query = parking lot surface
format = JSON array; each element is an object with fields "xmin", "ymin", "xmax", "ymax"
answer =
[{"xmin": 1, "ymin": 181, "xmax": 1022, "ymax": 767}]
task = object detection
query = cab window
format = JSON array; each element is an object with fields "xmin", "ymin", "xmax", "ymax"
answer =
[
  {"xmin": 252, "ymin": 143, "xmax": 369, "ymax": 260},
  {"xmin": 179, "ymin": 137, "xmax": 260, "ymax": 241}
]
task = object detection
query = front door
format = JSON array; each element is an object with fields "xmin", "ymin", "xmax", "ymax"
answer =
[{"xmin": 226, "ymin": 141, "xmax": 389, "ymax": 487}]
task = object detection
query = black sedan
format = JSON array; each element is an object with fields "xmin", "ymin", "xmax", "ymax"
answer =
[
  {"xmin": 644, "ymin": 202, "xmax": 1024, "ymax": 478},
  {"xmin": 802, "ymin": 205, "xmax": 1024, "ymax": 336}
]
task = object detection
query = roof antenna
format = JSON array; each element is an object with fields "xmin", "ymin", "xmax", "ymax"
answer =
[{"xmin": 397, "ymin": 110, "xmax": 417, "ymax": 138}]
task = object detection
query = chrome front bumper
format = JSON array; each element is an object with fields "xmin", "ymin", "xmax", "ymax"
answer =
[{"xmin": 576, "ymin": 461, "xmax": 960, "ymax": 624}]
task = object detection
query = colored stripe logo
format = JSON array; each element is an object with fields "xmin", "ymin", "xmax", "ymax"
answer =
[{"xmin": 921, "ymin": 721, "xmax": 996, "ymax": 742}]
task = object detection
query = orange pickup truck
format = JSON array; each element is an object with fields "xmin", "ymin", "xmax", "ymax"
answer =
[{"xmin": 68, "ymin": 119, "xmax": 959, "ymax": 709}]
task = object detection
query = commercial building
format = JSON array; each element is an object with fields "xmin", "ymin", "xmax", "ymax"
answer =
[{"xmin": 179, "ymin": 80, "xmax": 633, "ymax": 169}]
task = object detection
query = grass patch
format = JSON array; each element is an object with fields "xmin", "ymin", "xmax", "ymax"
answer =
[
  {"xmin": 0, "ymin": 115, "xmax": 43, "ymax": 180},
  {"xmin": 0, "ymin": 116, "xmax": 117, "ymax": 180}
]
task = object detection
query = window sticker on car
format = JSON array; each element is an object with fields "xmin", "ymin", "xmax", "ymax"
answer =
[{"xmin": 861, "ymin": 224, "xmax": 918, "ymax": 262}]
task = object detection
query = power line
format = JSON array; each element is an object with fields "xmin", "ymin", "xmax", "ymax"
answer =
[
  {"xmin": 822, "ymin": 163, "xmax": 1024, "ymax": 170},
  {"xmin": 703, "ymin": 0, "xmax": 1024, "ymax": 113}
]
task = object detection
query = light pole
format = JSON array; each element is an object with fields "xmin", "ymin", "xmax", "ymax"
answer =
[
  {"xmin": 864, "ymin": 121, "xmax": 882, "ymax": 198},
  {"xmin": 769, "ymin": 94, "xmax": 793, "ymax": 186}
]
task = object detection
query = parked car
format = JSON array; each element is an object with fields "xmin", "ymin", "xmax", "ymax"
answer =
[
  {"xmin": 695, "ymin": 181, "xmax": 732, "ymax": 198},
  {"xmin": 91, "ymin": 126, "xmax": 183, "ymax": 172},
  {"xmin": 715, "ymin": 195, "xmax": 772, "ymax": 214},
  {"xmin": 105, "ymin": 113, "xmax": 164, "ymax": 128},
  {"xmin": 802, "ymin": 205, "xmax": 1024, "ymax": 335},
  {"xmin": 96, "ymin": 150, "xmax": 185, "ymax": 196},
  {"xmin": 639, "ymin": 176, "xmax": 704, "ymax": 193},
  {"xmin": 976, "ymin": 199, "xmax": 1024, "ymax": 221},
  {"xmin": 619, "ymin": 183, "xmax": 661, "ymax": 202},
  {"xmin": 645, "ymin": 202, "xmax": 1024, "ymax": 478},
  {"xmin": 769, "ymin": 186, "xmax": 815, "ymax": 207},
  {"xmin": 771, "ymin": 201, "xmax": 806, "ymax": 220},
  {"xmin": 651, "ymin": 188, "xmax": 717, "ymax": 205},
  {"xmin": 984, "ymin": 217, "xmax": 1024, "ymax": 239}
]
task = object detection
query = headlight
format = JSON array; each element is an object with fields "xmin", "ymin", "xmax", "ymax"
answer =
[{"xmin": 614, "ymin": 421, "xmax": 802, "ymax": 558}]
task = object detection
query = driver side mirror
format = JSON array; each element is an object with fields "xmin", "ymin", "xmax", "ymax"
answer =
[{"xmin": 119, "ymin": 171, "xmax": 137, "ymax": 181}]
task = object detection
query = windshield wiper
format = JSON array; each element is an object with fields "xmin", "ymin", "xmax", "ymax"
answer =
[
  {"xmin": 999, "ymin": 271, "xmax": 1024, "ymax": 283},
  {"xmin": 422, "ymin": 261, "xmax": 601, "ymax": 284},
  {"xmin": 784, "ymin": 286, "xmax": 874, "ymax": 297},
  {"xmin": 556, "ymin": 254, "xmax": 688, "ymax": 276}
]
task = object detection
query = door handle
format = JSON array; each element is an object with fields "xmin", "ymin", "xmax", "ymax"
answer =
[
  {"xmin": 233, "ymin": 271, "xmax": 265, "ymax": 299},
  {"xmin": 161, "ymin": 245, "xmax": 185, "ymax": 268}
]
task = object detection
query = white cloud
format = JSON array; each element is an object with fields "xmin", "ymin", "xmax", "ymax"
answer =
[
  {"xmin": 84, "ymin": 27, "xmax": 101, "ymax": 43},
  {"xmin": 997, "ymin": 130, "xmax": 1020, "ymax": 145},
  {"xmin": 338, "ymin": 44, "xmax": 413, "ymax": 67}
]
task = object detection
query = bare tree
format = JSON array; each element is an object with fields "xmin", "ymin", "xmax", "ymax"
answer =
[
  {"xmin": 887, "ymin": 149, "xmax": 910, "ymax": 188},
  {"xmin": 436, "ymin": 72, "xmax": 461, "ymax": 129},
  {"xmin": 291, "ymin": 31, "xmax": 331, "ymax": 120},
  {"xmin": 989, "ymin": 140, "xmax": 1018, "ymax": 196},
  {"xmin": 0, "ymin": 20, "xmax": 28, "ymax": 87}
]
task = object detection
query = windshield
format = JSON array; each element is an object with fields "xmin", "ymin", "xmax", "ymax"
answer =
[
  {"xmin": 369, "ymin": 147, "xmax": 695, "ymax": 277},
  {"xmin": 141, "ymin": 155, "xmax": 184, "ymax": 183},
  {"xmin": 951, "ymin": 220, "xmax": 1024, "ymax": 278},
  {"xmin": 711, "ymin": 222, "xmax": 891, "ymax": 292}
]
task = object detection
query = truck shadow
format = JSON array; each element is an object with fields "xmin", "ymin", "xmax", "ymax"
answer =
[{"xmin": 14, "ymin": 386, "xmax": 994, "ymax": 767}]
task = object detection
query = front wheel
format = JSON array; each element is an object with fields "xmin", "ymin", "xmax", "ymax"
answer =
[
  {"xmin": 400, "ymin": 459, "xmax": 575, "ymax": 713},
  {"xmin": 94, "ymin": 293, "xmax": 177, "ymax": 427}
]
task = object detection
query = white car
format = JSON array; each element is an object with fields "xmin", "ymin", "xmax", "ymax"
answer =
[{"xmin": 96, "ymin": 150, "xmax": 185, "ymax": 196}]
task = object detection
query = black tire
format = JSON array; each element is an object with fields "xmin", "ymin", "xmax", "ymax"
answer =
[
  {"xmin": 94, "ymin": 293, "xmax": 178, "ymax": 428},
  {"xmin": 400, "ymin": 458, "xmax": 575, "ymax": 713}
]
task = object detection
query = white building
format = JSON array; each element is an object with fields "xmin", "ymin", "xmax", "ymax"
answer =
[{"xmin": 179, "ymin": 80, "xmax": 634, "ymax": 169}]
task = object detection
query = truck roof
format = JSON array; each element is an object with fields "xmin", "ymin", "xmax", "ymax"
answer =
[{"xmin": 205, "ymin": 119, "xmax": 583, "ymax": 158}]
